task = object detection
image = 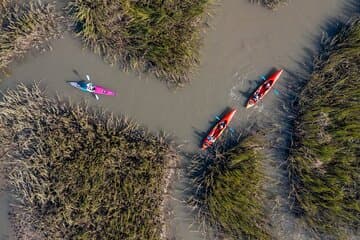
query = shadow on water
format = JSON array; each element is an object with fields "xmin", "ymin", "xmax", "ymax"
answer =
[
  {"xmin": 193, "ymin": 128, "xmax": 205, "ymax": 146},
  {"xmin": 72, "ymin": 69, "xmax": 82, "ymax": 79},
  {"xmin": 238, "ymin": 89, "xmax": 249, "ymax": 99}
]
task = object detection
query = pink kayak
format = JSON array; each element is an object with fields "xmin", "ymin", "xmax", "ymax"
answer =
[
  {"xmin": 94, "ymin": 85, "xmax": 116, "ymax": 96},
  {"xmin": 68, "ymin": 81, "xmax": 117, "ymax": 97}
]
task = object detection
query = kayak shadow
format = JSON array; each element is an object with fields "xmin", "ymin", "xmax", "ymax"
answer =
[
  {"xmin": 66, "ymin": 80, "xmax": 87, "ymax": 88},
  {"xmin": 193, "ymin": 128, "xmax": 207, "ymax": 148},
  {"xmin": 238, "ymin": 89, "xmax": 249, "ymax": 98}
]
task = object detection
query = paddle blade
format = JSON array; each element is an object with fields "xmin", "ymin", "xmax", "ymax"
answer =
[
  {"xmin": 86, "ymin": 74, "xmax": 90, "ymax": 81},
  {"xmin": 215, "ymin": 116, "xmax": 221, "ymax": 121},
  {"xmin": 274, "ymin": 89, "xmax": 280, "ymax": 96}
]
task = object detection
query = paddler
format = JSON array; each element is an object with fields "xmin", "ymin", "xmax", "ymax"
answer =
[
  {"xmin": 265, "ymin": 82, "xmax": 271, "ymax": 89},
  {"xmin": 86, "ymin": 82, "xmax": 96, "ymax": 92}
]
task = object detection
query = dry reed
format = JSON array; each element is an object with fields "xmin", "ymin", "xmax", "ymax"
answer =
[
  {"xmin": 66, "ymin": 0, "xmax": 211, "ymax": 87},
  {"xmin": 0, "ymin": 84, "xmax": 179, "ymax": 239},
  {"xmin": 0, "ymin": 2, "xmax": 63, "ymax": 74}
]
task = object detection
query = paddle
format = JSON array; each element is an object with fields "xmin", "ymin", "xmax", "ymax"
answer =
[
  {"xmin": 274, "ymin": 89, "xmax": 280, "ymax": 96},
  {"xmin": 85, "ymin": 74, "xmax": 99, "ymax": 100},
  {"xmin": 260, "ymin": 75, "xmax": 266, "ymax": 81},
  {"xmin": 94, "ymin": 94, "xmax": 99, "ymax": 100}
]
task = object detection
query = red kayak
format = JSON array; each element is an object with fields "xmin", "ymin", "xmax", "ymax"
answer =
[
  {"xmin": 202, "ymin": 108, "xmax": 237, "ymax": 150},
  {"xmin": 245, "ymin": 69, "xmax": 283, "ymax": 108}
]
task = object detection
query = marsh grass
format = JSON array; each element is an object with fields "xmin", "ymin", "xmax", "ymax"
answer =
[
  {"xmin": 66, "ymin": 0, "xmax": 211, "ymax": 87},
  {"xmin": 0, "ymin": 0, "xmax": 11, "ymax": 21},
  {"xmin": 0, "ymin": 0, "xmax": 12, "ymax": 14},
  {"xmin": 250, "ymin": 0, "xmax": 287, "ymax": 9},
  {"xmin": 288, "ymin": 17, "xmax": 360, "ymax": 238},
  {"xmin": 188, "ymin": 134, "xmax": 271, "ymax": 239},
  {"xmin": 0, "ymin": 1, "xmax": 63, "ymax": 75},
  {"xmin": 0, "ymin": 84, "xmax": 179, "ymax": 239}
]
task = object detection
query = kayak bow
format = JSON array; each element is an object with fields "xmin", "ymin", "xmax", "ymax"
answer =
[{"xmin": 94, "ymin": 85, "xmax": 116, "ymax": 96}]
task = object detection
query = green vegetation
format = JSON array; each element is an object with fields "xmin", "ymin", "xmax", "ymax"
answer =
[
  {"xmin": 288, "ymin": 18, "xmax": 360, "ymax": 238},
  {"xmin": 189, "ymin": 135, "xmax": 271, "ymax": 239},
  {"xmin": 66, "ymin": 0, "xmax": 211, "ymax": 87},
  {"xmin": 0, "ymin": 1, "xmax": 62, "ymax": 74},
  {"xmin": 0, "ymin": 84, "xmax": 179, "ymax": 239},
  {"xmin": 251, "ymin": 0, "xmax": 287, "ymax": 9}
]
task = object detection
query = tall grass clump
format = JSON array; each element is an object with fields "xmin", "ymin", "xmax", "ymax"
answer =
[
  {"xmin": 0, "ymin": 2, "xmax": 63, "ymax": 74},
  {"xmin": 0, "ymin": 0, "xmax": 11, "ymax": 22},
  {"xmin": 288, "ymin": 17, "xmax": 360, "ymax": 238},
  {"xmin": 0, "ymin": 0, "xmax": 12, "ymax": 13},
  {"xmin": 0, "ymin": 0, "xmax": 14, "ymax": 67},
  {"xmin": 250, "ymin": 0, "xmax": 287, "ymax": 9},
  {"xmin": 66, "ymin": 0, "xmax": 211, "ymax": 87},
  {"xmin": 189, "ymin": 135, "xmax": 271, "ymax": 239},
  {"xmin": 0, "ymin": 84, "xmax": 179, "ymax": 239}
]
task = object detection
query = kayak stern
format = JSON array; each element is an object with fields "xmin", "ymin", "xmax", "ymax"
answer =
[{"xmin": 245, "ymin": 97, "xmax": 257, "ymax": 108}]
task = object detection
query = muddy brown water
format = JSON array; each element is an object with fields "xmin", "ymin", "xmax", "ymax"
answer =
[{"xmin": 0, "ymin": 0, "xmax": 357, "ymax": 239}]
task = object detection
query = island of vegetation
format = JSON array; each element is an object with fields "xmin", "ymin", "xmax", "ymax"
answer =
[
  {"xmin": 288, "ymin": 17, "xmax": 360, "ymax": 239},
  {"xmin": 189, "ymin": 135, "xmax": 272, "ymax": 240},
  {"xmin": 66, "ymin": 0, "xmax": 211, "ymax": 87},
  {"xmin": 0, "ymin": 1, "xmax": 62, "ymax": 76},
  {"xmin": 0, "ymin": 84, "xmax": 179, "ymax": 239},
  {"xmin": 0, "ymin": 0, "xmax": 286, "ymax": 85}
]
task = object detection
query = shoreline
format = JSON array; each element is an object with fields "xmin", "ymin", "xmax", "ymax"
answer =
[{"xmin": 160, "ymin": 150, "xmax": 179, "ymax": 240}]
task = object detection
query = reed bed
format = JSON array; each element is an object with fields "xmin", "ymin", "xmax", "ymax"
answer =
[
  {"xmin": 0, "ymin": 0, "xmax": 12, "ymax": 13},
  {"xmin": 189, "ymin": 135, "xmax": 271, "ymax": 240},
  {"xmin": 66, "ymin": 0, "xmax": 211, "ymax": 87},
  {"xmin": 250, "ymin": 0, "xmax": 287, "ymax": 9},
  {"xmin": 288, "ymin": 17, "xmax": 360, "ymax": 238},
  {"xmin": 0, "ymin": 0, "xmax": 11, "ymax": 21},
  {"xmin": 0, "ymin": 84, "xmax": 179, "ymax": 239},
  {"xmin": 0, "ymin": 0, "xmax": 13, "ymax": 54},
  {"xmin": 0, "ymin": 1, "xmax": 63, "ymax": 74}
]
